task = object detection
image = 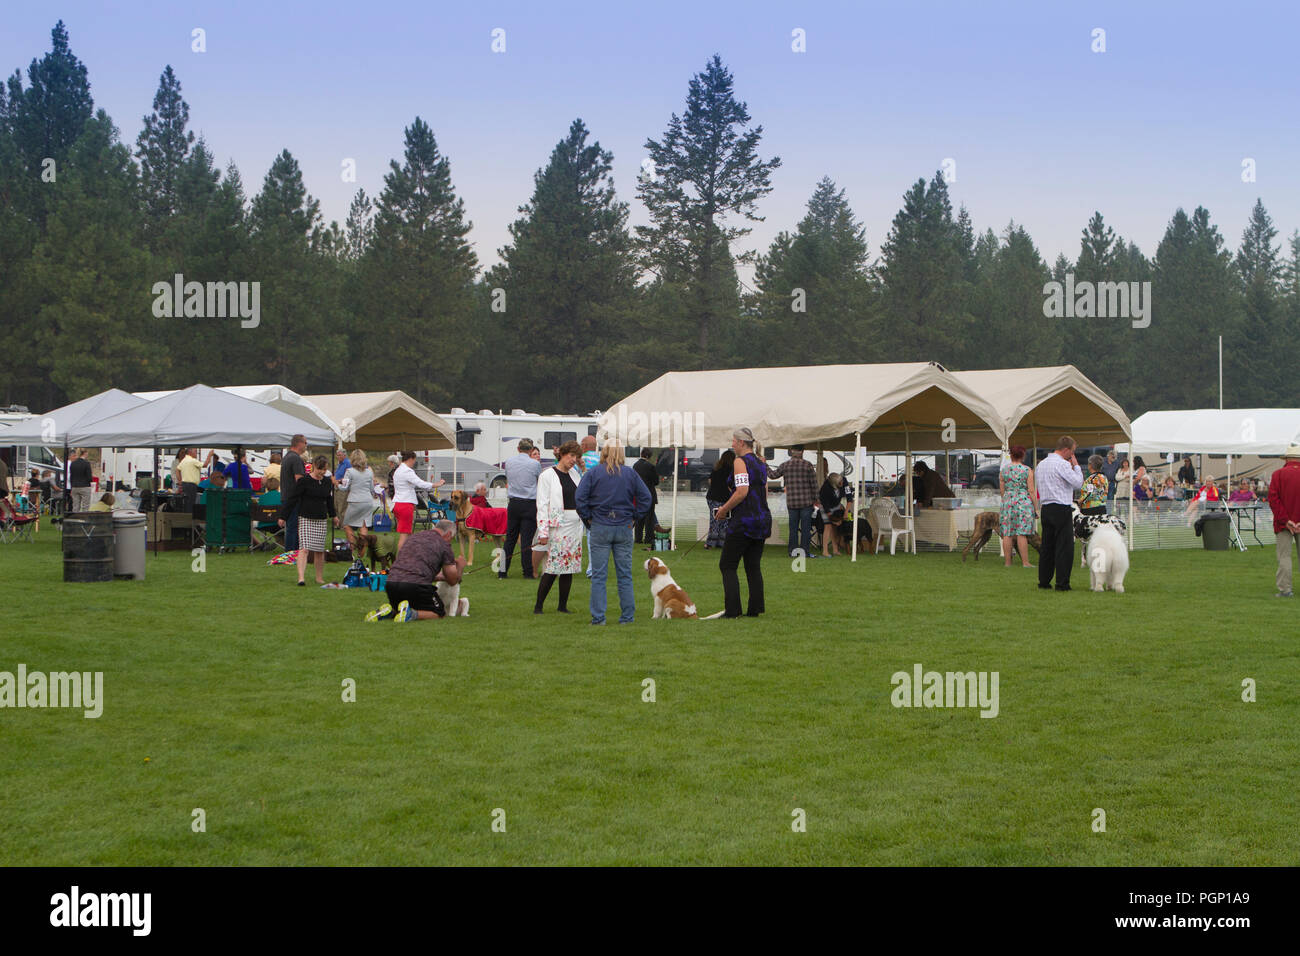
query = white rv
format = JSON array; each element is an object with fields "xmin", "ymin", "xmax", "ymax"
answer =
[{"xmin": 429, "ymin": 409, "xmax": 602, "ymax": 491}]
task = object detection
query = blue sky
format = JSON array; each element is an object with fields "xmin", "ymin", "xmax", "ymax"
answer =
[{"xmin": 5, "ymin": 1, "xmax": 1298, "ymax": 278}]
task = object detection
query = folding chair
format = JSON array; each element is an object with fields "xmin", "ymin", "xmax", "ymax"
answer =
[
  {"xmin": 0, "ymin": 498, "xmax": 38, "ymax": 543},
  {"xmin": 250, "ymin": 504, "xmax": 285, "ymax": 552},
  {"xmin": 868, "ymin": 497, "xmax": 914, "ymax": 555}
]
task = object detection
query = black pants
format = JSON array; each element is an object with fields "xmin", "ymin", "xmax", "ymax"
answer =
[
  {"xmin": 720, "ymin": 532, "xmax": 765, "ymax": 617},
  {"xmin": 635, "ymin": 505, "xmax": 658, "ymax": 544},
  {"xmin": 503, "ymin": 497, "xmax": 537, "ymax": 577},
  {"xmin": 1039, "ymin": 503, "xmax": 1074, "ymax": 589}
]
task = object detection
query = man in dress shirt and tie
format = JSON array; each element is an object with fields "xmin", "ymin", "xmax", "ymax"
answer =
[{"xmin": 1035, "ymin": 436, "xmax": 1083, "ymax": 591}]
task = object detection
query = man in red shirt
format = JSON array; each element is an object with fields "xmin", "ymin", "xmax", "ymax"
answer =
[{"xmin": 1267, "ymin": 444, "xmax": 1300, "ymax": 597}]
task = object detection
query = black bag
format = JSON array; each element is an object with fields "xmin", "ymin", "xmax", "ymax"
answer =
[{"xmin": 326, "ymin": 538, "xmax": 354, "ymax": 562}]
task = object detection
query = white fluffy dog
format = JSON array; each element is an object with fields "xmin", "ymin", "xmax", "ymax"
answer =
[{"xmin": 1085, "ymin": 522, "xmax": 1129, "ymax": 593}]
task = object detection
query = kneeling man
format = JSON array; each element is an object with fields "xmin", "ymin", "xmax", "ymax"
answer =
[{"xmin": 366, "ymin": 519, "xmax": 469, "ymax": 622}]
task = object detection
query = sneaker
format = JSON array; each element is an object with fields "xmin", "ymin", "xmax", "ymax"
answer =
[
  {"xmin": 1276, "ymin": 591, "xmax": 1294, "ymax": 598},
  {"xmin": 458, "ymin": 597, "xmax": 470, "ymax": 617},
  {"xmin": 394, "ymin": 600, "xmax": 416, "ymax": 623},
  {"xmin": 364, "ymin": 603, "xmax": 392, "ymax": 623}
]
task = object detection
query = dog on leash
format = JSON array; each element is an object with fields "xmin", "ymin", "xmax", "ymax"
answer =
[
  {"xmin": 1085, "ymin": 522, "xmax": 1129, "ymax": 592},
  {"xmin": 448, "ymin": 490, "xmax": 505, "ymax": 565},
  {"xmin": 962, "ymin": 511, "xmax": 1042, "ymax": 562},
  {"xmin": 1071, "ymin": 503, "xmax": 1128, "ymax": 568},
  {"xmin": 644, "ymin": 557, "xmax": 700, "ymax": 619}
]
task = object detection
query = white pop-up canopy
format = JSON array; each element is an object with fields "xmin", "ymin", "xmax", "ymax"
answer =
[
  {"xmin": 135, "ymin": 384, "xmax": 340, "ymax": 438},
  {"xmin": 949, "ymin": 365, "xmax": 1132, "ymax": 449},
  {"xmin": 67, "ymin": 384, "xmax": 336, "ymax": 447},
  {"xmin": 305, "ymin": 391, "xmax": 455, "ymax": 450},
  {"xmin": 0, "ymin": 388, "xmax": 147, "ymax": 445},
  {"xmin": 600, "ymin": 362, "xmax": 1009, "ymax": 557},
  {"xmin": 1130, "ymin": 409, "xmax": 1300, "ymax": 456}
]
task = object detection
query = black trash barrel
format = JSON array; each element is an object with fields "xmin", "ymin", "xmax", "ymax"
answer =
[{"xmin": 63, "ymin": 512, "xmax": 116, "ymax": 582}]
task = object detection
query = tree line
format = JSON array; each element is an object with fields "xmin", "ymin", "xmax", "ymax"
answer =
[{"xmin": 3, "ymin": 23, "xmax": 1298, "ymax": 419}]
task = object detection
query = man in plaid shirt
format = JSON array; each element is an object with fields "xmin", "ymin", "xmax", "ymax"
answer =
[{"xmin": 769, "ymin": 445, "xmax": 818, "ymax": 558}]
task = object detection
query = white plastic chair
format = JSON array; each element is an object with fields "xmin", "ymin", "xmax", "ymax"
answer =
[{"xmin": 869, "ymin": 497, "xmax": 914, "ymax": 554}]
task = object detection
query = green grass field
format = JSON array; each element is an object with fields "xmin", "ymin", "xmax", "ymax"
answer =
[{"xmin": 2, "ymin": 525, "xmax": 1297, "ymax": 866}]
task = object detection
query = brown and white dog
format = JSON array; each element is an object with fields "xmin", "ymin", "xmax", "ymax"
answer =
[
  {"xmin": 644, "ymin": 557, "xmax": 699, "ymax": 619},
  {"xmin": 448, "ymin": 490, "xmax": 504, "ymax": 565},
  {"xmin": 961, "ymin": 511, "xmax": 1042, "ymax": 562}
]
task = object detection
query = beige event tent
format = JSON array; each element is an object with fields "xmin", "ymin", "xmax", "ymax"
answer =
[
  {"xmin": 600, "ymin": 362, "xmax": 1008, "ymax": 558},
  {"xmin": 305, "ymin": 391, "xmax": 456, "ymax": 451},
  {"xmin": 951, "ymin": 365, "xmax": 1134, "ymax": 547},
  {"xmin": 948, "ymin": 365, "xmax": 1132, "ymax": 451}
]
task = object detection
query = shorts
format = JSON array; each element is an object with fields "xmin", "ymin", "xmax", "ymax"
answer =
[
  {"xmin": 393, "ymin": 501, "xmax": 415, "ymax": 534},
  {"xmin": 385, "ymin": 580, "xmax": 445, "ymax": 617}
]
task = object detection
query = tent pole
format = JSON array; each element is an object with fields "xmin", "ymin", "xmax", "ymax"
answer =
[
  {"xmin": 671, "ymin": 444, "xmax": 679, "ymax": 550},
  {"xmin": 905, "ymin": 423, "xmax": 913, "ymax": 554},
  {"xmin": 152, "ymin": 447, "xmax": 159, "ymax": 556},
  {"xmin": 852, "ymin": 432, "xmax": 861, "ymax": 563}
]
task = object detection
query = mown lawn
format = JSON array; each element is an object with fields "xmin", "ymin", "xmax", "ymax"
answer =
[{"xmin": 1, "ymin": 526, "xmax": 1296, "ymax": 865}]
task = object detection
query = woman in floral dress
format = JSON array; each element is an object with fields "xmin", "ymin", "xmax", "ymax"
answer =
[
  {"xmin": 534, "ymin": 440, "xmax": 584, "ymax": 613},
  {"xmin": 999, "ymin": 445, "xmax": 1038, "ymax": 568}
]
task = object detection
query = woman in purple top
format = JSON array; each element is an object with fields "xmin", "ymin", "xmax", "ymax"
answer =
[{"xmin": 712, "ymin": 427, "xmax": 772, "ymax": 618}]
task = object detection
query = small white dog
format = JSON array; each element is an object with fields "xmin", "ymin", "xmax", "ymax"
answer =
[
  {"xmin": 643, "ymin": 557, "xmax": 699, "ymax": 619},
  {"xmin": 1085, "ymin": 522, "xmax": 1129, "ymax": 593}
]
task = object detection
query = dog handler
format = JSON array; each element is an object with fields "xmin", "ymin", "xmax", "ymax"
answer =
[
  {"xmin": 713, "ymin": 427, "xmax": 772, "ymax": 617},
  {"xmin": 1035, "ymin": 436, "xmax": 1083, "ymax": 591},
  {"xmin": 365, "ymin": 520, "xmax": 468, "ymax": 622}
]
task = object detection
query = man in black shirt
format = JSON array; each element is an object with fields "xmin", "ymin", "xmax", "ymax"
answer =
[
  {"xmin": 632, "ymin": 447, "xmax": 660, "ymax": 546},
  {"xmin": 280, "ymin": 434, "xmax": 308, "ymax": 550},
  {"xmin": 69, "ymin": 448, "xmax": 94, "ymax": 512}
]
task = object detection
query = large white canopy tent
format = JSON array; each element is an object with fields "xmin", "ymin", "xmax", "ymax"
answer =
[
  {"xmin": 1129, "ymin": 409, "xmax": 1300, "ymax": 531},
  {"xmin": 0, "ymin": 388, "xmax": 147, "ymax": 445},
  {"xmin": 134, "ymin": 384, "xmax": 340, "ymax": 438},
  {"xmin": 1130, "ymin": 408, "xmax": 1300, "ymax": 457},
  {"xmin": 68, "ymin": 384, "xmax": 336, "ymax": 447},
  {"xmin": 599, "ymin": 362, "xmax": 1009, "ymax": 558}
]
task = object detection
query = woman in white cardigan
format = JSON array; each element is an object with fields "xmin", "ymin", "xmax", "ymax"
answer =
[{"xmin": 534, "ymin": 440, "xmax": 584, "ymax": 613}]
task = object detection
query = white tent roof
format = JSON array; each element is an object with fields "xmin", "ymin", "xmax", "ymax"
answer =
[
  {"xmin": 0, "ymin": 388, "xmax": 148, "ymax": 445},
  {"xmin": 134, "ymin": 384, "xmax": 339, "ymax": 437},
  {"xmin": 598, "ymin": 362, "xmax": 1006, "ymax": 451},
  {"xmin": 67, "ymin": 384, "xmax": 335, "ymax": 447},
  {"xmin": 304, "ymin": 391, "xmax": 455, "ymax": 450},
  {"xmin": 949, "ymin": 365, "xmax": 1131, "ymax": 446},
  {"xmin": 1130, "ymin": 408, "xmax": 1300, "ymax": 456}
]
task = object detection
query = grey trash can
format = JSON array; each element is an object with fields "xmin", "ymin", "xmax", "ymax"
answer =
[
  {"xmin": 1200, "ymin": 512, "xmax": 1231, "ymax": 551},
  {"xmin": 112, "ymin": 511, "xmax": 147, "ymax": 580}
]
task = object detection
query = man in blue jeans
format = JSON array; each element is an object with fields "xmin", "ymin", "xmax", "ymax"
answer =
[
  {"xmin": 767, "ymin": 444, "xmax": 817, "ymax": 558},
  {"xmin": 576, "ymin": 442, "xmax": 651, "ymax": 624}
]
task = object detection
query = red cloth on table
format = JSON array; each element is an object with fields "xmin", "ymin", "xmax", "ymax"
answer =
[{"xmin": 465, "ymin": 505, "xmax": 508, "ymax": 536}]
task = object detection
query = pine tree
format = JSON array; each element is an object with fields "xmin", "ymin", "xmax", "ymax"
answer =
[
  {"xmin": 361, "ymin": 117, "xmax": 478, "ymax": 405},
  {"xmin": 1233, "ymin": 199, "xmax": 1281, "ymax": 403},
  {"xmin": 342, "ymin": 188, "xmax": 373, "ymax": 261},
  {"xmin": 637, "ymin": 55, "xmax": 780, "ymax": 366},
  {"xmin": 488, "ymin": 118, "xmax": 639, "ymax": 411},
  {"xmin": 25, "ymin": 110, "xmax": 149, "ymax": 403},
  {"xmin": 248, "ymin": 149, "xmax": 344, "ymax": 386},
  {"xmin": 9, "ymin": 21, "xmax": 93, "ymax": 176},
  {"xmin": 877, "ymin": 172, "xmax": 972, "ymax": 365},
  {"xmin": 1151, "ymin": 207, "xmax": 1243, "ymax": 407},
  {"xmin": 750, "ymin": 177, "xmax": 873, "ymax": 365},
  {"xmin": 136, "ymin": 65, "xmax": 194, "ymax": 230}
]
